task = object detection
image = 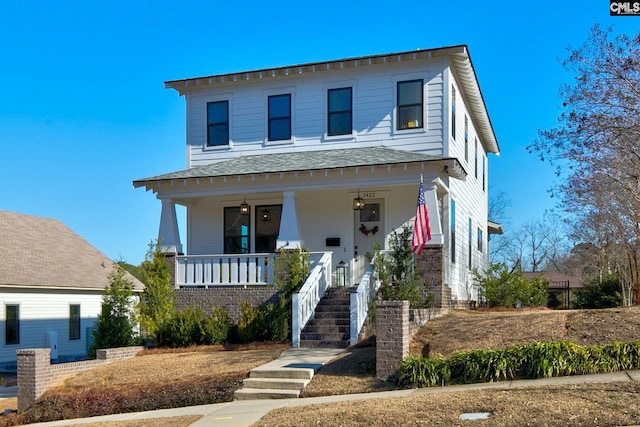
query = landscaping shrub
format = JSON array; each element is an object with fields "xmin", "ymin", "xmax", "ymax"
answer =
[
  {"xmin": 160, "ymin": 305, "xmax": 231, "ymax": 347},
  {"xmin": 573, "ymin": 275, "xmax": 623, "ymax": 309},
  {"xmin": 200, "ymin": 306, "xmax": 231, "ymax": 345},
  {"xmin": 473, "ymin": 263, "xmax": 548, "ymax": 308},
  {"xmin": 235, "ymin": 298, "xmax": 289, "ymax": 343},
  {"xmin": 398, "ymin": 340, "xmax": 640, "ymax": 388}
]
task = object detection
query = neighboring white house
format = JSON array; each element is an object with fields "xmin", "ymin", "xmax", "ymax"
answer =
[
  {"xmin": 134, "ymin": 45, "xmax": 500, "ymax": 307},
  {"xmin": 0, "ymin": 210, "xmax": 144, "ymax": 366}
]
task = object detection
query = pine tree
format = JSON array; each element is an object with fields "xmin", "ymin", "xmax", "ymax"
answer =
[{"xmin": 89, "ymin": 264, "xmax": 137, "ymax": 358}]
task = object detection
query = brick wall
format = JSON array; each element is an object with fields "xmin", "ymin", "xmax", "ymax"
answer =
[
  {"xmin": 376, "ymin": 301, "xmax": 409, "ymax": 381},
  {"xmin": 16, "ymin": 346, "xmax": 143, "ymax": 412},
  {"xmin": 174, "ymin": 287, "xmax": 281, "ymax": 323},
  {"xmin": 415, "ymin": 245, "xmax": 453, "ymax": 308}
]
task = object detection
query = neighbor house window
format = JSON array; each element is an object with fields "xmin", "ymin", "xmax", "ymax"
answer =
[
  {"xmin": 468, "ymin": 218, "xmax": 473, "ymax": 269},
  {"xmin": 69, "ymin": 304, "xmax": 81, "ymax": 340},
  {"xmin": 451, "ymin": 200, "xmax": 456, "ymax": 264},
  {"xmin": 255, "ymin": 204, "xmax": 282, "ymax": 253},
  {"xmin": 5, "ymin": 305, "xmax": 19, "ymax": 345},
  {"xmin": 451, "ymin": 85, "xmax": 457, "ymax": 139},
  {"xmin": 207, "ymin": 100, "xmax": 229, "ymax": 146},
  {"xmin": 328, "ymin": 87, "xmax": 352, "ymax": 136},
  {"xmin": 477, "ymin": 228, "xmax": 483, "ymax": 253},
  {"xmin": 268, "ymin": 94, "xmax": 291, "ymax": 141},
  {"xmin": 224, "ymin": 207, "xmax": 250, "ymax": 254},
  {"xmin": 397, "ymin": 79, "xmax": 423, "ymax": 130}
]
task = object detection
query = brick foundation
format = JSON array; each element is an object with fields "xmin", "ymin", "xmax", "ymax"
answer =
[
  {"xmin": 17, "ymin": 346, "xmax": 143, "ymax": 412},
  {"xmin": 174, "ymin": 287, "xmax": 281, "ymax": 323}
]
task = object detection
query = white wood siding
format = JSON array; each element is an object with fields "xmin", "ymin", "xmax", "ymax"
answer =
[
  {"xmin": 0, "ymin": 289, "xmax": 103, "ymax": 364},
  {"xmin": 184, "ymin": 59, "xmax": 447, "ymax": 166}
]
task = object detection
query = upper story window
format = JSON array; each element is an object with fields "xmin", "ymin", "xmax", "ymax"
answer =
[
  {"xmin": 451, "ymin": 85, "xmax": 457, "ymax": 139},
  {"xmin": 207, "ymin": 100, "xmax": 229, "ymax": 146},
  {"xmin": 474, "ymin": 138, "xmax": 479, "ymax": 179},
  {"xmin": 5, "ymin": 304, "xmax": 19, "ymax": 345},
  {"xmin": 482, "ymin": 155, "xmax": 486, "ymax": 192},
  {"xmin": 464, "ymin": 115, "xmax": 469, "ymax": 161},
  {"xmin": 397, "ymin": 79, "xmax": 423, "ymax": 130},
  {"xmin": 268, "ymin": 94, "xmax": 291, "ymax": 141},
  {"xmin": 328, "ymin": 87, "xmax": 352, "ymax": 136}
]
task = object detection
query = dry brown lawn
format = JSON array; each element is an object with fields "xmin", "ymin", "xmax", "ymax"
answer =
[{"xmin": 5, "ymin": 307, "xmax": 640, "ymax": 426}]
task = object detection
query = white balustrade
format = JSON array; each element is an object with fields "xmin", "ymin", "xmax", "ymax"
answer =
[
  {"xmin": 292, "ymin": 252, "xmax": 332, "ymax": 347},
  {"xmin": 175, "ymin": 254, "xmax": 277, "ymax": 287}
]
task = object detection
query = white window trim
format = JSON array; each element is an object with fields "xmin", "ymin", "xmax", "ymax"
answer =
[{"xmin": 392, "ymin": 72, "xmax": 428, "ymax": 136}]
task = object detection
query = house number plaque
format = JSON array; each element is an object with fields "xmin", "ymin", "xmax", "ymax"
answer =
[{"xmin": 363, "ymin": 192, "xmax": 376, "ymax": 198}]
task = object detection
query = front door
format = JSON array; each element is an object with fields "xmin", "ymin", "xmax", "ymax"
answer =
[{"xmin": 353, "ymin": 198, "xmax": 385, "ymax": 285}]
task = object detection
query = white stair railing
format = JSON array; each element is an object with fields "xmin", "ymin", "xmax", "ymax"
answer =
[
  {"xmin": 349, "ymin": 251, "xmax": 387, "ymax": 345},
  {"xmin": 291, "ymin": 252, "xmax": 332, "ymax": 347}
]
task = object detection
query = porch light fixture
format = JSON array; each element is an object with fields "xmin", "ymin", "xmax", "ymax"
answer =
[
  {"xmin": 353, "ymin": 189, "xmax": 365, "ymax": 210},
  {"xmin": 240, "ymin": 196, "xmax": 250, "ymax": 215},
  {"xmin": 260, "ymin": 209, "xmax": 271, "ymax": 222}
]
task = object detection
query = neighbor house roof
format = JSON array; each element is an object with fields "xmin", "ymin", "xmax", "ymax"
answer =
[
  {"xmin": 522, "ymin": 271, "xmax": 584, "ymax": 289},
  {"xmin": 164, "ymin": 45, "xmax": 499, "ymax": 155},
  {"xmin": 133, "ymin": 146, "xmax": 466, "ymax": 190},
  {"xmin": 0, "ymin": 211, "xmax": 144, "ymax": 291}
]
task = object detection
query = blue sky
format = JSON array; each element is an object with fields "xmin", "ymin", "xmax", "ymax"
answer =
[{"xmin": 0, "ymin": 1, "xmax": 636, "ymax": 265}]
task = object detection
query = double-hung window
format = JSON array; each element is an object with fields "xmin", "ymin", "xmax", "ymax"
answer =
[
  {"xmin": 207, "ymin": 100, "xmax": 229, "ymax": 146},
  {"xmin": 5, "ymin": 305, "xmax": 19, "ymax": 345},
  {"xmin": 328, "ymin": 87, "xmax": 352, "ymax": 136},
  {"xmin": 268, "ymin": 94, "xmax": 291, "ymax": 141},
  {"xmin": 69, "ymin": 304, "xmax": 81, "ymax": 340},
  {"xmin": 397, "ymin": 79, "xmax": 423, "ymax": 130}
]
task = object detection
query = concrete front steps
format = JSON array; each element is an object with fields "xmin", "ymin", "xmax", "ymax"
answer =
[
  {"xmin": 299, "ymin": 286, "xmax": 355, "ymax": 349},
  {"xmin": 234, "ymin": 348, "xmax": 345, "ymax": 400}
]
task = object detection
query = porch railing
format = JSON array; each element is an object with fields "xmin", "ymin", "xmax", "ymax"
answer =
[
  {"xmin": 350, "ymin": 259, "xmax": 383, "ymax": 345},
  {"xmin": 292, "ymin": 252, "xmax": 332, "ymax": 347},
  {"xmin": 175, "ymin": 254, "xmax": 278, "ymax": 287}
]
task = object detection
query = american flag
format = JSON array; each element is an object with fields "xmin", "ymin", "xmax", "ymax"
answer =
[{"xmin": 411, "ymin": 179, "xmax": 431, "ymax": 255}]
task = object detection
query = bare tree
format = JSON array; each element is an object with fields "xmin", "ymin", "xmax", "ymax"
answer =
[{"xmin": 527, "ymin": 25, "xmax": 640, "ymax": 304}]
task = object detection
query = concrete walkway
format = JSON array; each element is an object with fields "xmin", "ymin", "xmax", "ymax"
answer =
[{"xmin": 17, "ymin": 360, "xmax": 640, "ymax": 427}]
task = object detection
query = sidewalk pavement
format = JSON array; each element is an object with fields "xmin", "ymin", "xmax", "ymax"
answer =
[{"xmin": 22, "ymin": 369, "xmax": 640, "ymax": 427}]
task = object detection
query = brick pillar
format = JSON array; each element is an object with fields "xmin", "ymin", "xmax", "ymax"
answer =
[
  {"xmin": 376, "ymin": 300, "xmax": 409, "ymax": 381},
  {"xmin": 17, "ymin": 348, "xmax": 52, "ymax": 412},
  {"xmin": 414, "ymin": 245, "xmax": 451, "ymax": 308},
  {"xmin": 162, "ymin": 252, "xmax": 177, "ymax": 287}
]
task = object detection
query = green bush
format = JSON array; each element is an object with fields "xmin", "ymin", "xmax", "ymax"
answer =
[
  {"xmin": 473, "ymin": 263, "xmax": 548, "ymax": 308},
  {"xmin": 573, "ymin": 275, "xmax": 623, "ymax": 309},
  {"xmin": 200, "ymin": 306, "xmax": 231, "ymax": 345},
  {"xmin": 398, "ymin": 340, "xmax": 640, "ymax": 388},
  {"xmin": 235, "ymin": 297, "xmax": 289, "ymax": 343}
]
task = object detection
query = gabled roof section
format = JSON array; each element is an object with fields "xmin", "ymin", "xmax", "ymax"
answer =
[
  {"xmin": 0, "ymin": 211, "xmax": 144, "ymax": 291},
  {"xmin": 164, "ymin": 45, "xmax": 499, "ymax": 155},
  {"xmin": 133, "ymin": 146, "xmax": 466, "ymax": 190}
]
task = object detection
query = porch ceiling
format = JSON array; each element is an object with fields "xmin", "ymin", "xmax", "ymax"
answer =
[{"xmin": 133, "ymin": 147, "xmax": 466, "ymax": 192}]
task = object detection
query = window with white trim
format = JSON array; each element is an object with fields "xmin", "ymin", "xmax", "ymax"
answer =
[
  {"xmin": 397, "ymin": 79, "xmax": 423, "ymax": 130},
  {"xmin": 207, "ymin": 100, "xmax": 229, "ymax": 146},
  {"xmin": 328, "ymin": 87, "xmax": 352, "ymax": 136},
  {"xmin": 268, "ymin": 94, "xmax": 291, "ymax": 141}
]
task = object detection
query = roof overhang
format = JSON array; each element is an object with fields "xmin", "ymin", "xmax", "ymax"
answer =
[
  {"xmin": 164, "ymin": 45, "xmax": 499, "ymax": 155},
  {"xmin": 488, "ymin": 220, "xmax": 504, "ymax": 235},
  {"xmin": 133, "ymin": 147, "xmax": 466, "ymax": 194}
]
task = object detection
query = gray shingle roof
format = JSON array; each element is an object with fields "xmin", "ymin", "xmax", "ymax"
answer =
[
  {"xmin": 0, "ymin": 211, "xmax": 144, "ymax": 291},
  {"xmin": 134, "ymin": 146, "xmax": 459, "ymax": 185}
]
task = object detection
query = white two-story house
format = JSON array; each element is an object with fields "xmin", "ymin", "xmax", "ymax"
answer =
[{"xmin": 134, "ymin": 45, "xmax": 500, "ymax": 345}]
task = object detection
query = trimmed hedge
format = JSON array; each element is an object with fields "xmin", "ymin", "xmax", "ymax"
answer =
[{"xmin": 398, "ymin": 340, "xmax": 640, "ymax": 387}]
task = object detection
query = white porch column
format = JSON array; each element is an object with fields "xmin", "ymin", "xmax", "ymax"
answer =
[
  {"xmin": 158, "ymin": 199, "xmax": 183, "ymax": 254},
  {"xmin": 277, "ymin": 191, "xmax": 303, "ymax": 249},
  {"xmin": 424, "ymin": 183, "xmax": 444, "ymax": 245}
]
